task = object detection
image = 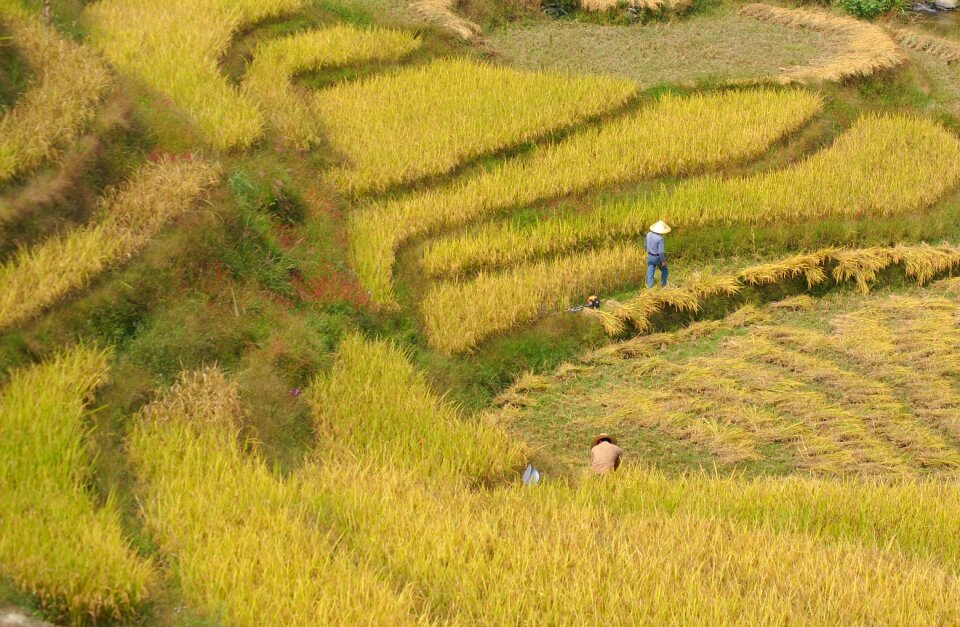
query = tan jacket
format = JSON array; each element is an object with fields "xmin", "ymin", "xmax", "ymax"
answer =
[{"xmin": 590, "ymin": 441, "xmax": 622, "ymax": 474}]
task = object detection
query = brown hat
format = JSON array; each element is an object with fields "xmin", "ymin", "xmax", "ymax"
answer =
[{"xmin": 591, "ymin": 433, "xmax": 618, "ymax": 447}]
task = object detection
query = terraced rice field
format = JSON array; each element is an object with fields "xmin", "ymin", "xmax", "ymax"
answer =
[
  {"xmin": 422, "ymin": 115, "xmax": 960, "ymax": 278},
  {"xmin": 0, "ymin": 159, "xmax": 219, "ymax": 330},
  {"xmin": 0, "ymin": 346, "xmax": 154, "ymax": 622},
  {"xmin": 0, "ymin": 12, "xmax": 110, "ymax": 182},
  {"xmin": 8, "ymin": 0, "xmax": 960, "ymax": 623},
  {"xmin": 315, "ymin": 57, "xmax": 638, "ymax": 194},
  {"xmin": 352, "ymin": 88, "xmax": 822, "ymax": 306},
  {"xmin": 502, "ymin": 287, "xmax": 960, "ymax": 476},
  {"xmin": 243, "ymin": 25, "xmax": 420, "ymax": 150},
  {"xmin": 85, "ymin": 0, "xmax": 306, "ymax": 149}
]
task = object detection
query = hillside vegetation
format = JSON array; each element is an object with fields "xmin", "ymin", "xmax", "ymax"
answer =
[{"xmin": 5, "ymin": 0, "xmax": 960, "ymax": 624}]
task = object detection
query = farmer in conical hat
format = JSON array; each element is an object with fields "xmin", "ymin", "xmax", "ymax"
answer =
[
  {"xmin": 590, "ymin": 433, "xmax": 622, "ymax": 474},
  {"xmin": 645, "ymin": 220, "xmax": 671, "ymax": 288}
]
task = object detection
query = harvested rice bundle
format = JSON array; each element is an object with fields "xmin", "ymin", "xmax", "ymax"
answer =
[
  {"xmin": 243, "ymin": 25, "xmax": 419, "ymax": 150},
  {"xmin": 0, "ymin": 14, "xmax": 110, "ymax": 182},
  {"xmin": 739, "ymin": 4, "xmax": 905, "ymax": 83},
  {"xmin": 581, "ymin": 0, "xmax": 690, "ymax": 12},
  {"xmin": 409, "ymin": 0, "xmax": 481, "ymax": 40},
  {"xmin": 892, "ymin": 28, "xmax": 960, "ymax": 64}
]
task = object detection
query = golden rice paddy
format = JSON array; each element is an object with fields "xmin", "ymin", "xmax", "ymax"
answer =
[
  {"xmin": 352, "ymin": 88, "xmax": 822, "ymax": 306},
  {"xmin": 316, "ymin": 57, "xmax": 638, "ymax": 195}
]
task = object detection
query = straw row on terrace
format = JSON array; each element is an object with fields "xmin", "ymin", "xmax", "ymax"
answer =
[
  {"xmin": 85, "ymin": 0, "xmax": 306, "ymax": 150},
  {"xmin": 0, "ymin": 346, "xmax": 153, "ymax": 623},
  {"xmin": 503, "ymin": 289, "xmax": 960, "ymax": 475},
  {"xmin": 0, "ymin": 12, "xmax": 110, "ymax": 183},
  {"xmin": 422, "ymin": 114, "xmax": 960, "ymax": 278},
  {"xmin": 351, "ymin": 88, "xmax": 822, "ymax": 306},
  {"xmin": 317, "ymin": 57, "xmax": 637, "ymax": 194},
  {"xmin": 0, "ymin": 158, "xmax": 219, "ymax": 330},
  {"xmin": 243, "ymin": 24, "xmax": 420, "ymax": 150},
  {"xmin": 738, "ymin": 3, "xmax": 905, "ymax": 83},
  {"xmin": 423, "ymin": 244, "xmax": 960, "ymax": 353}
]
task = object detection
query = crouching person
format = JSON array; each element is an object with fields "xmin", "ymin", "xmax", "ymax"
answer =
[{"xmin": 590, "ymin": 433, "xmax": 622, "ymax": 474}]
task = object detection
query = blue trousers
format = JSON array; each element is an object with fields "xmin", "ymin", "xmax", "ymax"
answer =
[{"xmin": 646, "ymin": 255, "xmax": 667, "ymax": 288}]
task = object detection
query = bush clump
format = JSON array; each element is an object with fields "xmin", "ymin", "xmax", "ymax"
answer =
[{"xmin": 835, "ymin": 0, "xmax": 900, "ymax": 19}]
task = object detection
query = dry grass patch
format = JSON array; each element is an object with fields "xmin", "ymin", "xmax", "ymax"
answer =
[
  {"xmin": 0, "ymin": 346, "xmax": 154, "ymax": 623},
  {"xmin": 85, "ymin": 0, "xmax": 306, "ymax": 150},
  {"xmin": 739, "ymin": 3, "xmax": 905, "ymax": 82},
  {"xmin": 317, "ymin": 57, "xmax": 637, "ymax": 195},
  {"xmin": 354, "ymin": 88, "xmax": 821, "ymax": 305},
  {"xmin": 0, "ymin": 13, "xmax": 110, "ymax": 183},
  {"xmin": 488, "ymin": 11, "xmax": 828, "ymax": 86},
  {"xmin": 0, "ymin": 158, "xmax": 219, "ymax": 330},
  {"xmin": 423, "ymin": 115, "xmax": 959, "ymax": 277},
  {"xmin": 243, "ymin": 25, "xmax": 419, "ymax": 150}
]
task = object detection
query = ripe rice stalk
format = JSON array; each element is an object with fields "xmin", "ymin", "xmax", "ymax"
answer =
[
  {"xmin": 423, "ymin": 243, "xmax": 649, "ymax": 354},
  {"xmin": 86, "ymin": 0, "xmax": 306, "ymax": 150},
  {"xmin": 301, "ymin": 461, "xmax": 960, "ymax": 624},
  {"xmin": 739, "ymin": 4, "xmax": 905, "ymax": 83},
  {"xmin": 307, "ymin": 334, "xmax": 526, "ymax": 480},
  {"xmin": 128, "ymin": 367, "xmax": 421, "ymax": 625},
  {"xmin": 588, "ymin": 466, "xmax": 960, "ymax": 573},
  {"xmin": 0, "ymin": 13, "xmax": 110, "ymax": 182},
  {"xmin": 614, "ymin": 286, "xmax": 702, "ymax": 331},
  {"xmin": 891, "ymin": 28, "xmax": 960, "ymax": 64},
  {"xmin": 409, "ymin": 0, "xmax": 481, "ymax": 40},
  {"xmin": 584, "ymin": 306, "xmax": 627, "ymax": 336},
  {"xmin": 356, "ymin": 88, "xmax": 821, "ymax": 305},
  {"xmin": 318, "ymin": 57, "xmax": 637, "ymax": 195},
  {"xmin": 242, "ymin": 25, "xmax": 419, "ymax": 150},
  {"xmin": 423, "ymin": 113, "xmax": 960, "ymax": 278},
  {"xmin": 739, "ymin": 330, "xmax": 960, "ymax": 469},
  {"xmin": 0, "ymin": 158, "xmax": 220, "ymax": 330},
  {"xmin": 0, "ymin": 346, "xmax": 155, "ymax": 623}
]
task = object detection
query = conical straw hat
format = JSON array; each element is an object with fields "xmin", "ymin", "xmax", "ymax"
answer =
[
  {"xmin": 591, "ymin": 433, "xmax": 618, "ymax": 447},
  {"xmin": 649, "ymin": 220, "xmax": 671, "ymax": 235}
]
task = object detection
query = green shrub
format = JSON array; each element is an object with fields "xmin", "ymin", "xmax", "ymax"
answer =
[{"xmin": 835, "ymin": 0, "xmax": 900, "ymax": 19}]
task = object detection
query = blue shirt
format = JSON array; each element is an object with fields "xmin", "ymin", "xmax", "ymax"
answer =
[{"xmin": 645, "ymin": 231, "xmax": 665, "ymax": 262}]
